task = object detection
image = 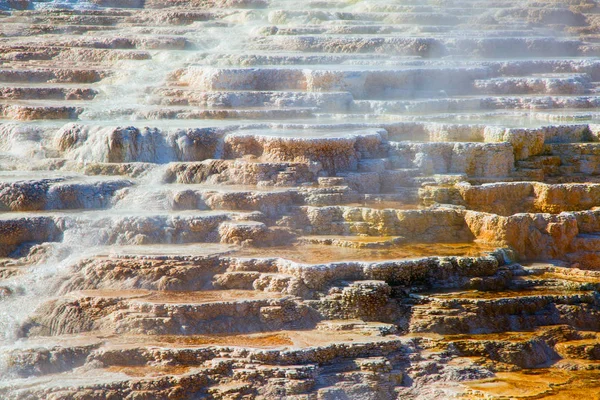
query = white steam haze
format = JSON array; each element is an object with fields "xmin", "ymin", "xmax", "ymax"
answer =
[{"xmin": 0, "ymin": 0, "xmax": 597, "ymax": 394}]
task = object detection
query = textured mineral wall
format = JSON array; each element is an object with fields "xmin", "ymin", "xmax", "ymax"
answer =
[{"xmin": 3, "ymin": 0, "xmax": 600, "ymax": 399}]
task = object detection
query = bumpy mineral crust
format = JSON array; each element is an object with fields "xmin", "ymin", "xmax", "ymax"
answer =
[{"xmin": 3, "ymin": 0, "xmax": 600, "ymax": 399}]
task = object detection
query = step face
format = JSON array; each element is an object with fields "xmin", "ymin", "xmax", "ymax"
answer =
[{"xmin": 3, "ymin": 0, "xmax": 600, "ymax": 398}]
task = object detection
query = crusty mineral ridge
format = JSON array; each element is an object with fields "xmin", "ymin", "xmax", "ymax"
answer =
[{"xmin": 4, "ymin": 0, "xmax": 600, "ymax": 399}]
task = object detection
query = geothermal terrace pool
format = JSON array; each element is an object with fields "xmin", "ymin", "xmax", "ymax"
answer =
[{"xmin": 3, "ymin": 0, "xmax": 600, "ymax": 399}]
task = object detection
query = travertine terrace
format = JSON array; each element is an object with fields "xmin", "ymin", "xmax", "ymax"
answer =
[{"xmin": 4, "ymin": 0, "xmax": 600, "ymax": 399}]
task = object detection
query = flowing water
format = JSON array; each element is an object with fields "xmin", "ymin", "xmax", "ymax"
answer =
[{"xmin": 2, "ymin": 0, "xmax": 600, "ymax": 398}]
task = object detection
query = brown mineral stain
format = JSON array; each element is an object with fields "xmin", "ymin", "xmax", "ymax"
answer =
[
  {"xmin": 427, "ymin": 288, "xmax": 592, "ymax": 300},
  {"xmin": 304, "ymin": 235, "xmax": 401, "ymax": 243},
  {"xmin": 107, "ymin": 365, "xmax": 193, "ymax": 377},
  {"xmin": 442, "ymin": 330, "xmax": 540, "ymax": 342},
  {"xmin": 234, "ymin": 241, "xmax": 498, "ymax": 263},
  {"xmin": 154, "ymin": 332, "xmax": 293, "ymax": 347},
  {"xmin": 343, "ymin": 201, "xmax": 423, "ymax": 210},
  {"xmin": 143, "ymin": 290, "xmax": 281, "ymax": 303},
  {"xmin": 75, "ymin": 289, "xmax": 281, "ymax": 303},
  {"xmin": 464, "ymin": 369, "xmax": 600, "ymax": 399},
  {"xmin": 524, "ymin": 271, "xmax": 600, "ymax": 284}
]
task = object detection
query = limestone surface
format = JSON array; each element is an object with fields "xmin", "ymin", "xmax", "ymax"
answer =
[{"xmin": 3, "ymin": 0, "xmax": 600, "ymax": 399}]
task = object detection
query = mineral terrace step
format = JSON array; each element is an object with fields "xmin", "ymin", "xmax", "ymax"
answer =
[
  {"xmin": 253, "ymin": 36, "xmax": 584, "ymax": 58},
  {"xmin": 43, "ymin": 250, "xmax": 507, "ymax": 295},
  {"xmin": 0, "ymin": 68, "xmax": 108, "ymax": 83},
  {"xmin": 0, "ymin": 104, "xmax": 84, "ymax": 120},
  {"xmin": 0, "ymin": 210, "xmax": 256, "ymax": 257},
  {"xmin": 0, "ymin": 323, "xmax": 404, "ymax": 399},
  {"xmin": 0, "ymin": 176, "xmax": 132, "ymax": 211},
  {"xmin": 408, "ymin": 288, "xmax": 600, "ymax": 334},
  {"xmin": 0, "ymin": 86, "xmax": 98, "ymax": 100},
  {"xmin": 24, "ymin": 289, "xmax": 306, "ymax": 336},
  {"xmin": 1, "ymin": 0, "xmax": 600, "ymax": 398}
]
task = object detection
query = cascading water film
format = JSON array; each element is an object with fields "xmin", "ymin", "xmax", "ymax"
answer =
[{"xmin": 2, "ymin": 0, "xmax": 600, "ymax": 398}]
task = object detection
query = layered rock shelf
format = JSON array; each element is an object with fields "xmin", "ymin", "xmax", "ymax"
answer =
[{"xmin": 3, "ymin": 0, "xmax": 600, "ymax": 399}]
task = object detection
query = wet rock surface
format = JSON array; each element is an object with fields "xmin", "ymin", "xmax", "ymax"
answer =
[{"xmin": 2, "ymin": 0, "xmax": 600, "ymax": 399}]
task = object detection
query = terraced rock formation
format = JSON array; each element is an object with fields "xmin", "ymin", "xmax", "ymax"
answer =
[{"xmin": 4, "ymin": 0, "xmax": 600, "ymax": 399}]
